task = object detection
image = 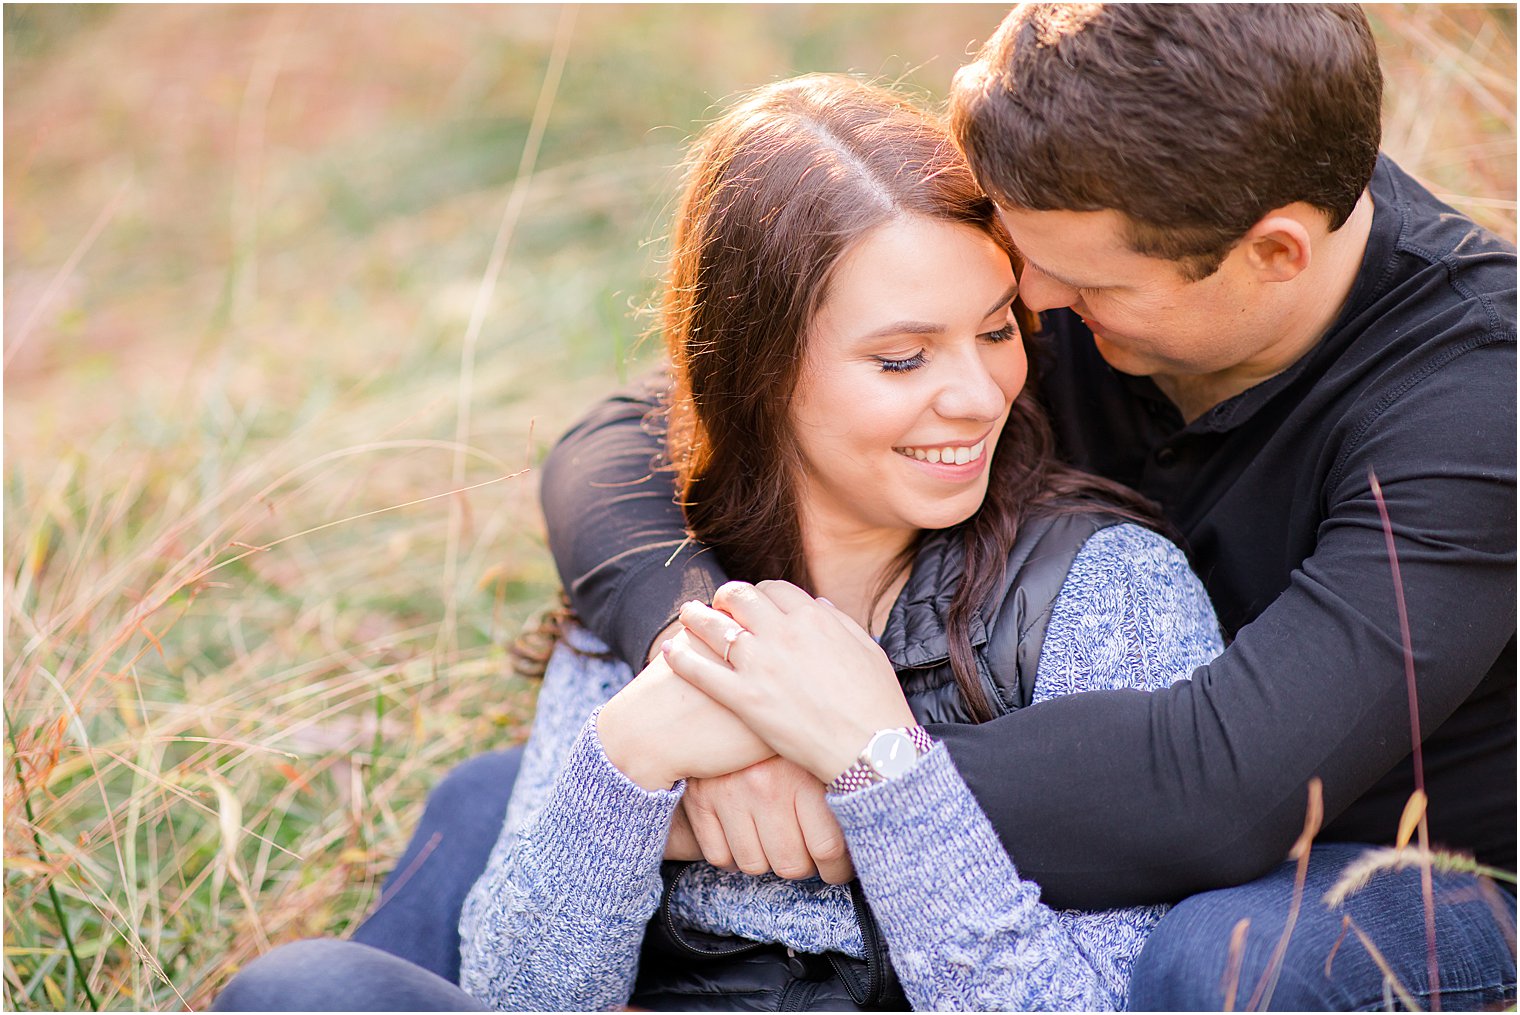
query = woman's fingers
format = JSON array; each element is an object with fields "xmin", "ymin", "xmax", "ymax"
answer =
[
  {"xmin": 662, "ymin": 629, "xmax": 743, "ymax": 711},
  {"xmin": 680, "ymin": 792, "xmax": 736, "ymax": 871},
  {"xmin": 755, "ymin": 808, "xmax": 816, "ymax": 881},
  {"xmin": 795, "ymin": 783, "xmax": 854, "ymax": 884},
  {"xmin": 753, "ymin": 579, "xmax": 817, "ymax": 614},
  {"xmin": 684, "ymin": 582, "xmax": 865, "ymax": 665},
  {"xmin": 710, "ymin": 580, "xmax": 790, "ymax": 632},
  {"xmin": 811, "ymin": 596, "xmax": 879, "ymax": 652},
  {"xmin": 677, "ymin": 602, "xmax": 748, "ymax": 665},
  {"xmin": 664, "ymin": 806, "xmax": 704, "ymax": 862}
]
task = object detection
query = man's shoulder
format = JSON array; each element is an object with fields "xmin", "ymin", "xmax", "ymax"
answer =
[
  {"xmin": 1369, "ymin": 156, "xmax": 1516, "ymax": 326},
  {"xmin": 1321, "ymin": 157, "xmax": 1515, "ymax": 406}
]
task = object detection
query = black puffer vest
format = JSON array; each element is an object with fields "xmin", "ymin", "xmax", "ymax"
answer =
[{"xmin": 629, "ymin": 510, "xmax": 1119, "ymax": 1011}]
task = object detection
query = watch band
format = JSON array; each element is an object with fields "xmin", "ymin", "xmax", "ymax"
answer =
[{"xmin": 827, "ymin": 725, "xmax": 935, "ymax": 795}]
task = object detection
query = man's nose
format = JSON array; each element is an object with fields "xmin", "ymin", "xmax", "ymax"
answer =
[{"xmin": 1016, "ymin": 262, "xmax": 1077, "ymax": 313}]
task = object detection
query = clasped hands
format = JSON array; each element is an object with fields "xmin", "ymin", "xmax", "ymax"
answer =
[{"xmin": 596, "ymin": 579, "xmax": 914, "ymax": 885}]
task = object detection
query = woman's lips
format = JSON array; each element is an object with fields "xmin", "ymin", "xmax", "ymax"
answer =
[{"xmin": 891, "ymin": 437, "xmax": 992, "ymax": 480}]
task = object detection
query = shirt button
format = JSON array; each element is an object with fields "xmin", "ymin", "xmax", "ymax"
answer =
[{"xmin": 1154, "ymin": 446, "xmax": 1178, "ymax": 466}]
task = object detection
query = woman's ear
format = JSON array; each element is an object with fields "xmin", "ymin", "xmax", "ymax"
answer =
[{"xmin": 1240, "ymin": 208, "xmax": 1316, "ymax": 282}]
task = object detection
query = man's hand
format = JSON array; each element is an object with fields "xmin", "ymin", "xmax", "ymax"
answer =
[{"xmin": 663, "ymin": 756, "xmax": 855, "ymax": 884}]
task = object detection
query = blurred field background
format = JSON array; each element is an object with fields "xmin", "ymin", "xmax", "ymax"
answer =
[{"xmin": 4, "ymin": 4, "xmax": 1515, "ymax": 1010}]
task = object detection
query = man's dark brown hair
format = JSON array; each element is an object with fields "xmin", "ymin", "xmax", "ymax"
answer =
[{"xmin": 950, "ymin": 4, "xmax": 1384, "ymax": 280}]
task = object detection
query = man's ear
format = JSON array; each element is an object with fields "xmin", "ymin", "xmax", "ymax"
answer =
[{"xmin": 1240, "ymin": 208, "xmax": 1316, "ymax": 282}]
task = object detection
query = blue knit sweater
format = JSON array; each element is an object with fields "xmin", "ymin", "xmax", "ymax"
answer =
[{"xmin": 459, "ymin": 523, "xmax": 1224, "ymax": 1011}]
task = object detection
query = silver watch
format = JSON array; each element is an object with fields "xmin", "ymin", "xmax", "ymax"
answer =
[{"xmin": 827, "ymin": 725, "xmax": 935, "ymax": 795}]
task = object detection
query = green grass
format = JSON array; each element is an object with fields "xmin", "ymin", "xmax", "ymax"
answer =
[{"xmin": 4, "ymin": 5, "xmax": 1515, "ymax": 1010}]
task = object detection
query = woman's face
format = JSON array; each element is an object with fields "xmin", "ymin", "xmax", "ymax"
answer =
[{"xmin": 791, "ymin": 215, "xmax": 1027, "ymax": 548}]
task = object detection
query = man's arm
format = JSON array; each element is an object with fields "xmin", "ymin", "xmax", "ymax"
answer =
[
  {"xmin": 936, "ymin": 336, "xmax": 1516, "ymax": 906},
  {"xmin": 539, "ymin": 371, "xmax": 728, "ymax": 669},
  {"xmin": 539, "ymin": 344, "xmax": 1515, "ymax": 908}
]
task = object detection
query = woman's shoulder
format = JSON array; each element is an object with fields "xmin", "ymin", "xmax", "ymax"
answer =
[
  {"xmin": 1055, "ymin": 521, "xmax": 1204, "ymax": 610},
  {"xmin": 1032, "ymin": 522, "xmax": 1223, "ymax": 700},
  {"xmin": 980, "ymin": 509, "xmax": 1140, "ymax": 626}
]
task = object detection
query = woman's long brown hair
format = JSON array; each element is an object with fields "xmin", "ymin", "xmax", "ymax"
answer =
[{"xmin": 661, "ymin": 74, "xmax": 1161, "ymax": 721}]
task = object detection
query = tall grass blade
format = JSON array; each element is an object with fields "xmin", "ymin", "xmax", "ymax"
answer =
[
  {"xmin": 1221, "ymin": 917, "xmax": 1250, "ymax": 1011},
  {"xmin": 6, "ymin": 718, "xmax": 100, "ymax": 1011},
  {"xmin": 1246, "ymin": 777, "xmax": 1321, "ymax": 1010},
  {"xmin": 443, "ymin": 4, "xmax": 580, "ymax": 655},
  {"xmin": 1368, "ymin": 467, "xmax": 1440, "ymax": 1009}
]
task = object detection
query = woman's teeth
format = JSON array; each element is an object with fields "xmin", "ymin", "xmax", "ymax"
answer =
[{"xmin": 894, "ymin": 439, "xmax": 987, "ymax": 466}]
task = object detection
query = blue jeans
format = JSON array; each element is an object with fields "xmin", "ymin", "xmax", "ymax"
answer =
[
  {"xmin": 218, "ymin": 749, "xmax": 1515, "ymax": 1010},
  {"xmin": 348, "ymin": 748, "xmax": 524, "ymax": 982},
  {"xmin": 1128, "ymin": 842, "xmax": 1516, "ymax": 1011}
]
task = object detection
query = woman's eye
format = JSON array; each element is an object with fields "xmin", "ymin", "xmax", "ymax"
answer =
[
  {"xmin": 876, "ymin": 351, "xmax": 927, "ymax": 373},
  {"xmin": 980, "ymin": 322, "xmax": 1020, "ymax": 343}
]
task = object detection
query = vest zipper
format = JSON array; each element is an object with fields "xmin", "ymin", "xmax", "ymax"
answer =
[
  {"xmin": 658, "ymin": 861, "xmax": 768, "ymax": 958},
  {"xmin": 778, "ymin": 977, "xmax": 820, "ymax": 1011},
  {"xmin": 824, "ymin": 879, "xmax": 888, "ymax": 1007}
]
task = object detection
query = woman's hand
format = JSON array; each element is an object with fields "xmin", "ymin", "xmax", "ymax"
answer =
[
  {"xmin": 666, "ymin": 580, "xmax": 915, "ymax": 785},
  {"xmin": 598, "ymin": 640, "xmax": 774, "ymax": 791}
]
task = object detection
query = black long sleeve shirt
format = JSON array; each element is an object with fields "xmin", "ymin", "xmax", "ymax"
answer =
[{"xmin": 540, "ymin": 156, "xmax": 1516, "ymax": 909}]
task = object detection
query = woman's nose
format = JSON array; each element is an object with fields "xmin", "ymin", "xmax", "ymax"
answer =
[{"xmin": 934, "ymin": 354, "xmax": 1008, "ymax": 421}]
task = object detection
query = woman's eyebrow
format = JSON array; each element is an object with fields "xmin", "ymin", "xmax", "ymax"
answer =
[
  {"xmin": 857, "ymin": 283, "xmax": 1024, "ymax": 341},
  {"xmin": 984, "ymin": 282, "xmax": 1020, "ymax": 317}
]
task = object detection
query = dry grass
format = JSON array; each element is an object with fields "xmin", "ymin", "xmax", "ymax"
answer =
[{"xmin": 3, "ymin": 5, "xmax": 1514, "ymax": 1011}]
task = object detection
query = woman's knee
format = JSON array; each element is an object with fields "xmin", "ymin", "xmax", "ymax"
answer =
[
  {"xmin": 212, "ymin": 940, "xmax": 366, "ymax": 1012},
  {"xmin": 211, "ymin": 938, "xmax": 487, "ymax": 1012}
]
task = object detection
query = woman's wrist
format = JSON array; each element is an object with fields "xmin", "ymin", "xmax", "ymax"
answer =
[
  {"xmin": 597, "ymin": 694, "xmax": 679, "ymax": 791},
  {"xmin": 826, "ymin": 724, "xmax": 936, "ymax": 795},
  {"xmin": 808, "ymin": 705, "xmax": 920, "ymax": 785}
]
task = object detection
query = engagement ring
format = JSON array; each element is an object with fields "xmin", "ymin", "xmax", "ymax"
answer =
[{"xmin": 722, "ymin": 626, "xmax": 745, "ymax": 665}]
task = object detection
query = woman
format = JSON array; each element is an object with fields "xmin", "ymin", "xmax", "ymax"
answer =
[{"xmin": 215, "ymin": 74, "xmax": 1221, "ymax": 1012}]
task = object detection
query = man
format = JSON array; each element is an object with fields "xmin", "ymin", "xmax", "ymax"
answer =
[{"xmin": 541, "ymin": 5, "xmax": 1516, "ymax": 1009}]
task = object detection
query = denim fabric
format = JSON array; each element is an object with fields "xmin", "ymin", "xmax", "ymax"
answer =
[
  {"xmin": 349, "ymin": 747, "xmax": 523, "ymax": 983},
  {"xmin": 210, "ymin": 939, "xmax": 486, "ymax": 1012},
  {"xmin": 1127, "ymin": 842, "xmax": 1517, "ymax": 1011}
]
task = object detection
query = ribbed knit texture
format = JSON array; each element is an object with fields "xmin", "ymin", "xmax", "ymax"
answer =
[{"xmin": 459, "ymin": 522, "xmax": 1223, "ymax": 1010}]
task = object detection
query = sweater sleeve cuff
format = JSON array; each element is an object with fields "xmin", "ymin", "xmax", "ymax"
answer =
[
  {"xmin": 826, "ymin": 745, "xmax": 1026, "ymax": 929},
  {"xmin": 526, "ymin": 708, "xmax": 686, "ymax": 909}
]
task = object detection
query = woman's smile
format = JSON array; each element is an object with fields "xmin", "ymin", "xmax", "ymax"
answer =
[{"xmin": 892, "ymin": 434, "xmax": 991, "ymax": 471}]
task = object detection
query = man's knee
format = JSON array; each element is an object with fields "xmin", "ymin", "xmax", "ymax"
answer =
[
  {"xmin": 1128, "ymin": 890, "xmax": 1251, "ymax": 1011},
  {"xmin": 1128, "ymin": 846, "xmax": 1518, "ymax": 1012}
]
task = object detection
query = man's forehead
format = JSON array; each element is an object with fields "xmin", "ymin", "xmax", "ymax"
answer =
[{"xmin": 995, "ymin": 204, "xmax": 1142, "ymax": 282}]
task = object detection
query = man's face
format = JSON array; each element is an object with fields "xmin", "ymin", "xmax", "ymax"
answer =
[{"xmin": 996, "ymin": 205, "xmax": 1286, "ymax": 384}]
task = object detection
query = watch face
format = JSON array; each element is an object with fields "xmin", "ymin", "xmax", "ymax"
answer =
[{"xmin": 866, "ymin": 729, "xmax": 918, "ymax": 780}]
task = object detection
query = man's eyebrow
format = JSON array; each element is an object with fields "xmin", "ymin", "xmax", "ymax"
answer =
[
  {"xmin": 859, "ymin": 283, "xmax": 1023, "ymax": 341},
  {"xmin": 1022, "ymin": 257, "xmax": 1098, "ymax": 290}
]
